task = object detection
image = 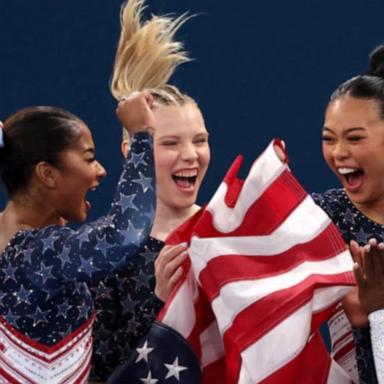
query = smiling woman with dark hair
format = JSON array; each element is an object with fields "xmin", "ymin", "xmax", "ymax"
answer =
[
  {"xmin": 310, "ymin": 43, "xmax": 384, "ymax": 384},
  {"xmin": 0, "ymin": 101, "xmax": 156, "ymax": 383}
]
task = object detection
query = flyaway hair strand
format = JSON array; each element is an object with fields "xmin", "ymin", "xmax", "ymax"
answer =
[{"xmin": 111, "ymin": 0, "xmax": 192, "ymax": 100}]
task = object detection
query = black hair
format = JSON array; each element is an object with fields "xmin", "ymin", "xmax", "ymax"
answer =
[
  {"xmin": 330, "ymin": 44, "xmax": 384, "ymax": 119},
  {"xmin": 0, "ymin": 106, "xmax": 83, "ymax": 196}
]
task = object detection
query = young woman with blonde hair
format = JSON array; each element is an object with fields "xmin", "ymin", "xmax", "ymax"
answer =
[{"xmin": 90, "ymin": 0, "xmax": 211, "ymax": 381}]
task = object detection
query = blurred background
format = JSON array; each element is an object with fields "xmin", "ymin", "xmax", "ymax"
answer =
[{"xmin": 1, "ymin": 0, "xmax": 383, "ymax": 219}]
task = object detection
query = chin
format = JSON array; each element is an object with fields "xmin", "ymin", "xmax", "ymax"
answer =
[
  {"xmin": 163, "ymin": 196, "xmax": 196, "ymax": 209},
  {"xmin": 344, "ymin": 190, "xmax": 366, "ymax": 205},
  {"xmin": 171, "ymin": 197, "xmax": 197, "ymax": 210},
  {"xmin": 66, "ymin": 212, "xmax": 88, "ymax": 224},
  {"xmin": 78, "ymin": 212, "xmax": 88, "ymax": 222}
]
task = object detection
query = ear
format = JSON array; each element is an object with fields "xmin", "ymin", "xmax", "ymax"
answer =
[
  {"xmin": 121, "ymin": 138, "xmax": 130, "ymax": 158},
  {"xmin": 34, "ymin": 161, "xmax": 58, "ymax": 189}
]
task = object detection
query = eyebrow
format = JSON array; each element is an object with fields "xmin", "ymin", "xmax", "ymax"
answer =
[
  {"xmin": 158, "ymin": 135, "xmax": 179, "ymax": 139},
  {"xmin": 157, "ymin": 132, "xmax": 209, "ymax": 139},
  {"xmin": 84, "ymin": 148, "xmax": 95, "ymax": 154},
  {"xmin": 194, "ymin": 132, "xmax": 209, "ymax": 137},
  {"xmin": 322, "ymin": 127, "xmax": 366, "ymax": 134}
]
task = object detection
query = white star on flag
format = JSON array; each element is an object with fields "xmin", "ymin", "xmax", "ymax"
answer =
[
  {"xmin": 140, "ymin": 371, "xmax": 158, "ymax": 384},
  {"xmin": 136, "ymin": 341, "xmax": 154, "ymax": 363},
  {"xmin": 164, "ymin": 357, "xmax": 187, "ymax": 380}
]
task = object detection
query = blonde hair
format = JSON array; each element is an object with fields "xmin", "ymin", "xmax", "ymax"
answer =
[{"xmin": 111, "ymin": 0, "xmax": 194, "ymax": 106}]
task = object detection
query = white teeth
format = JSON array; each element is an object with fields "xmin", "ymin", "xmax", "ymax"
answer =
[
  {"xmin": 338, "ymin": 167, "xmax": 358, "ymax": 175},
  {"xmin": 173, "ymin": 170, "xmax": 198, "ymax": 178}
]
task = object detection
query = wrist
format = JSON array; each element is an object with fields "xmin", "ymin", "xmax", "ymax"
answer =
[
  {"xmin": 124, "ymin": 125, "xmax": 153, "ymax": 136},
  {"xmin": 154, "ymin": 287, "xmax": 165, "ymax": 303}
]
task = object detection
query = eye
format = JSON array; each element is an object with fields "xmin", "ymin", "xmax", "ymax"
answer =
[
  {"xmin": 86, "ymin": 157, "xmax": 96, "ymax": 163},
  {"xmin": 161, "ymin": 141, "xmax": 178, "ymax": 146},
  {"xmin": 347, "ymin": 135, "xmax": 364, "ymax": 142},
  {"xmin": 193, "ymin": 137, "xmax": 209, "ymax": 145},
  {"xmin": 321, "ymin": 135, "xmax": 334, "ymax": 143}
]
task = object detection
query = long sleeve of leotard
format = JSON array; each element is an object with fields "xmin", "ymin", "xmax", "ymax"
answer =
[{"xmin": 19, "ymin": 132, "xmax": 156, "ymax": 287}]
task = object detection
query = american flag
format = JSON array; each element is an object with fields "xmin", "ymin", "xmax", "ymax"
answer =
[{"xmin": 108, "ymin": 140, "xmax": 356, "ymax": 384}]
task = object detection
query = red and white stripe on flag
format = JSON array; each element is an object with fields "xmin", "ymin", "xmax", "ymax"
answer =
[{"xmin": 160, "ymin": 139, "xmax": 356, "ymax": 384}]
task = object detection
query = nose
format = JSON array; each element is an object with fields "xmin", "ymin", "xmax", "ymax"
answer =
[
  {"xmin": 181, "ymin": 142, "xmax": 199, "ymax": 162},
  {"xmin": 331, "ymin": 141, "xmax": 349, "ymax": 160},
  {"xmin": 96, "ymin": 161, "xmax": 107, "ymax": 179}
]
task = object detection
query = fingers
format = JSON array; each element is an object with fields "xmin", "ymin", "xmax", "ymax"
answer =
[
  {"xmin": 154, "ymin": 243, "xmax": 189, "ymax": 302},
  {"xmin": 120, "ymin": 90, "xmax": 154, "ymax": 108},
  {"xmin": 116, "ymin": 90, "xmax": 156, "ymax": 135},
  {"xmin": 341, "ymin": 286, "xmax": 369, "ymax": 327},
  {"xmin": 143, "ymin": 91, "xmax": 155, "ymax": 109},
  {"xmin": 168, "ymin": 266, "xmax": 183, "ymax": 286},
  {"xmin": 155, "ymin": 243, "xmax": 188, "ymax": 280},
  {"xmin": 155, "ymin": 243, "xmax": 188, "ymax": 266},
  {"xmin": 162, "ymin": 251, "xmax": 188, "ymax": 281},
  {"xmin": 349, "ymin": 240, "xmax": 363, "ymax": 264},
  {"xmin": 120, "ymin": 91, "xmax": 141, "ymax": 101},
  {"xmin": 365, "ymin": 241, "xmax": 384, "ymax": 285},
  {"xmin": 354, "ymin": 239, "xmax": 384, "ymax": 314},
  {"xmin": 364, "ymin": 239, "xmax": 378, "ymax": 283},
  {"xmin": 353, "ymin": 262, "xmax": 366, "ymax": 292},
  {"xmin": 376, "ymin": 242, "xmax": 384, "ymax": 278},
  {"xmin": 349, "ymin": 239, "xmax": 359, "ymax": 253}
]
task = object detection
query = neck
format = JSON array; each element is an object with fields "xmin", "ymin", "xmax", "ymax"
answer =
[
  {"xmin": 0, "ymin": 193, "xmax": 61, "ymax": 242},
  {"xmin": 347, "ymin": 191, "xmax": 384, "ymax": 225},
  {"xmin": 151, "ymin": 199, "xmax": 201, "ymax": 241},
  {"xmin": 353, "ymin": 199, "xmax": 384, "ymax": 225}
]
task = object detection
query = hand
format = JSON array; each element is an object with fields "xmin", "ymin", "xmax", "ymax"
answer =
[
  {"xmin": 342, "ymin": 240, "xmax": 370, "ymax": 327},
  {"xmin": 354, "ymin": 239, "xmax": 384, "ymax": 315},
  {"xmin": 349, "ymin": 239, "xmax": 364, "ymax": 264},
  {"xmin": 154, "ymin": 243, "xmax": 188, "ymax": 302},
  {"xmin": 342, "ymin": 286, "xmax": 369, "ymax": 327},
  {"xmin": 116, "ymin": 90, "xmax": 155, "ymax": 135}
]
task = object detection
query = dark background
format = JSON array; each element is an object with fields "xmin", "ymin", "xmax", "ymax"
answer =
[{"xmin": 1, "ymin": 0, "xmax": 384, "ymax": 219}]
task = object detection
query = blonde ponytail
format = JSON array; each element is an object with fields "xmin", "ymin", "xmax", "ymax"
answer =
[{"xmin": 111, "ymin": 0, "xmax": 192, "ymax": 101}]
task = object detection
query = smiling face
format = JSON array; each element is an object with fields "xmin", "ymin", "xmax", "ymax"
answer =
[
  {"xmin": 322, "ymin": 95, "xmax": 384, "ymax": 212},
  {"xmin": 51, "ymin": 123, "xmax": 106, "ymax": 222},
  {"xmin": 152, "ymin": 102, "xmax": 210, "ymax": 211}
]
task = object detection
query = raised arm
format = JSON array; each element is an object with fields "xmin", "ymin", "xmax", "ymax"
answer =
[{"xmin": 24, "ymin": 92, "xmax": 157, "ymax": 286}]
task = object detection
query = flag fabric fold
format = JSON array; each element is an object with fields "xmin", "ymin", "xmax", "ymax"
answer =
[{"xmin": 108, "ymin": 140, "xmax": 355, "ymax": 384}]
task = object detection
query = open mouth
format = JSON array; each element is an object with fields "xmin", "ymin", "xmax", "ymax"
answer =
[
  {"xmin": 172, "ymin": 169, "xmax": 198, "ymax": 190},
  {"xmin": 85, "ymin": 186, "xmax": 98, "ymax": 210},
  {"xmin": 338, "ymin": 167, "xmax": 364, "ymax": 191}
]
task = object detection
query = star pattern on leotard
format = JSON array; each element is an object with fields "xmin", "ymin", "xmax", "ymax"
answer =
[
  {"xmin": 131, "ymin": 152, "xmax": 148, "ymax": 169},
  {"xmin": 17, "ymin": 285, "xmax": 31, "ymax": 305},
  {"xmin": 133, "ymin": 172, "xmax": 154, "ymax": 193},
  {"xmin": 0, "ymin": 133, "xmax": 156, "ymax": 352},
  {"xmin": 90, "ymin": 237, "xmax": 164, "ymax": 381}
]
